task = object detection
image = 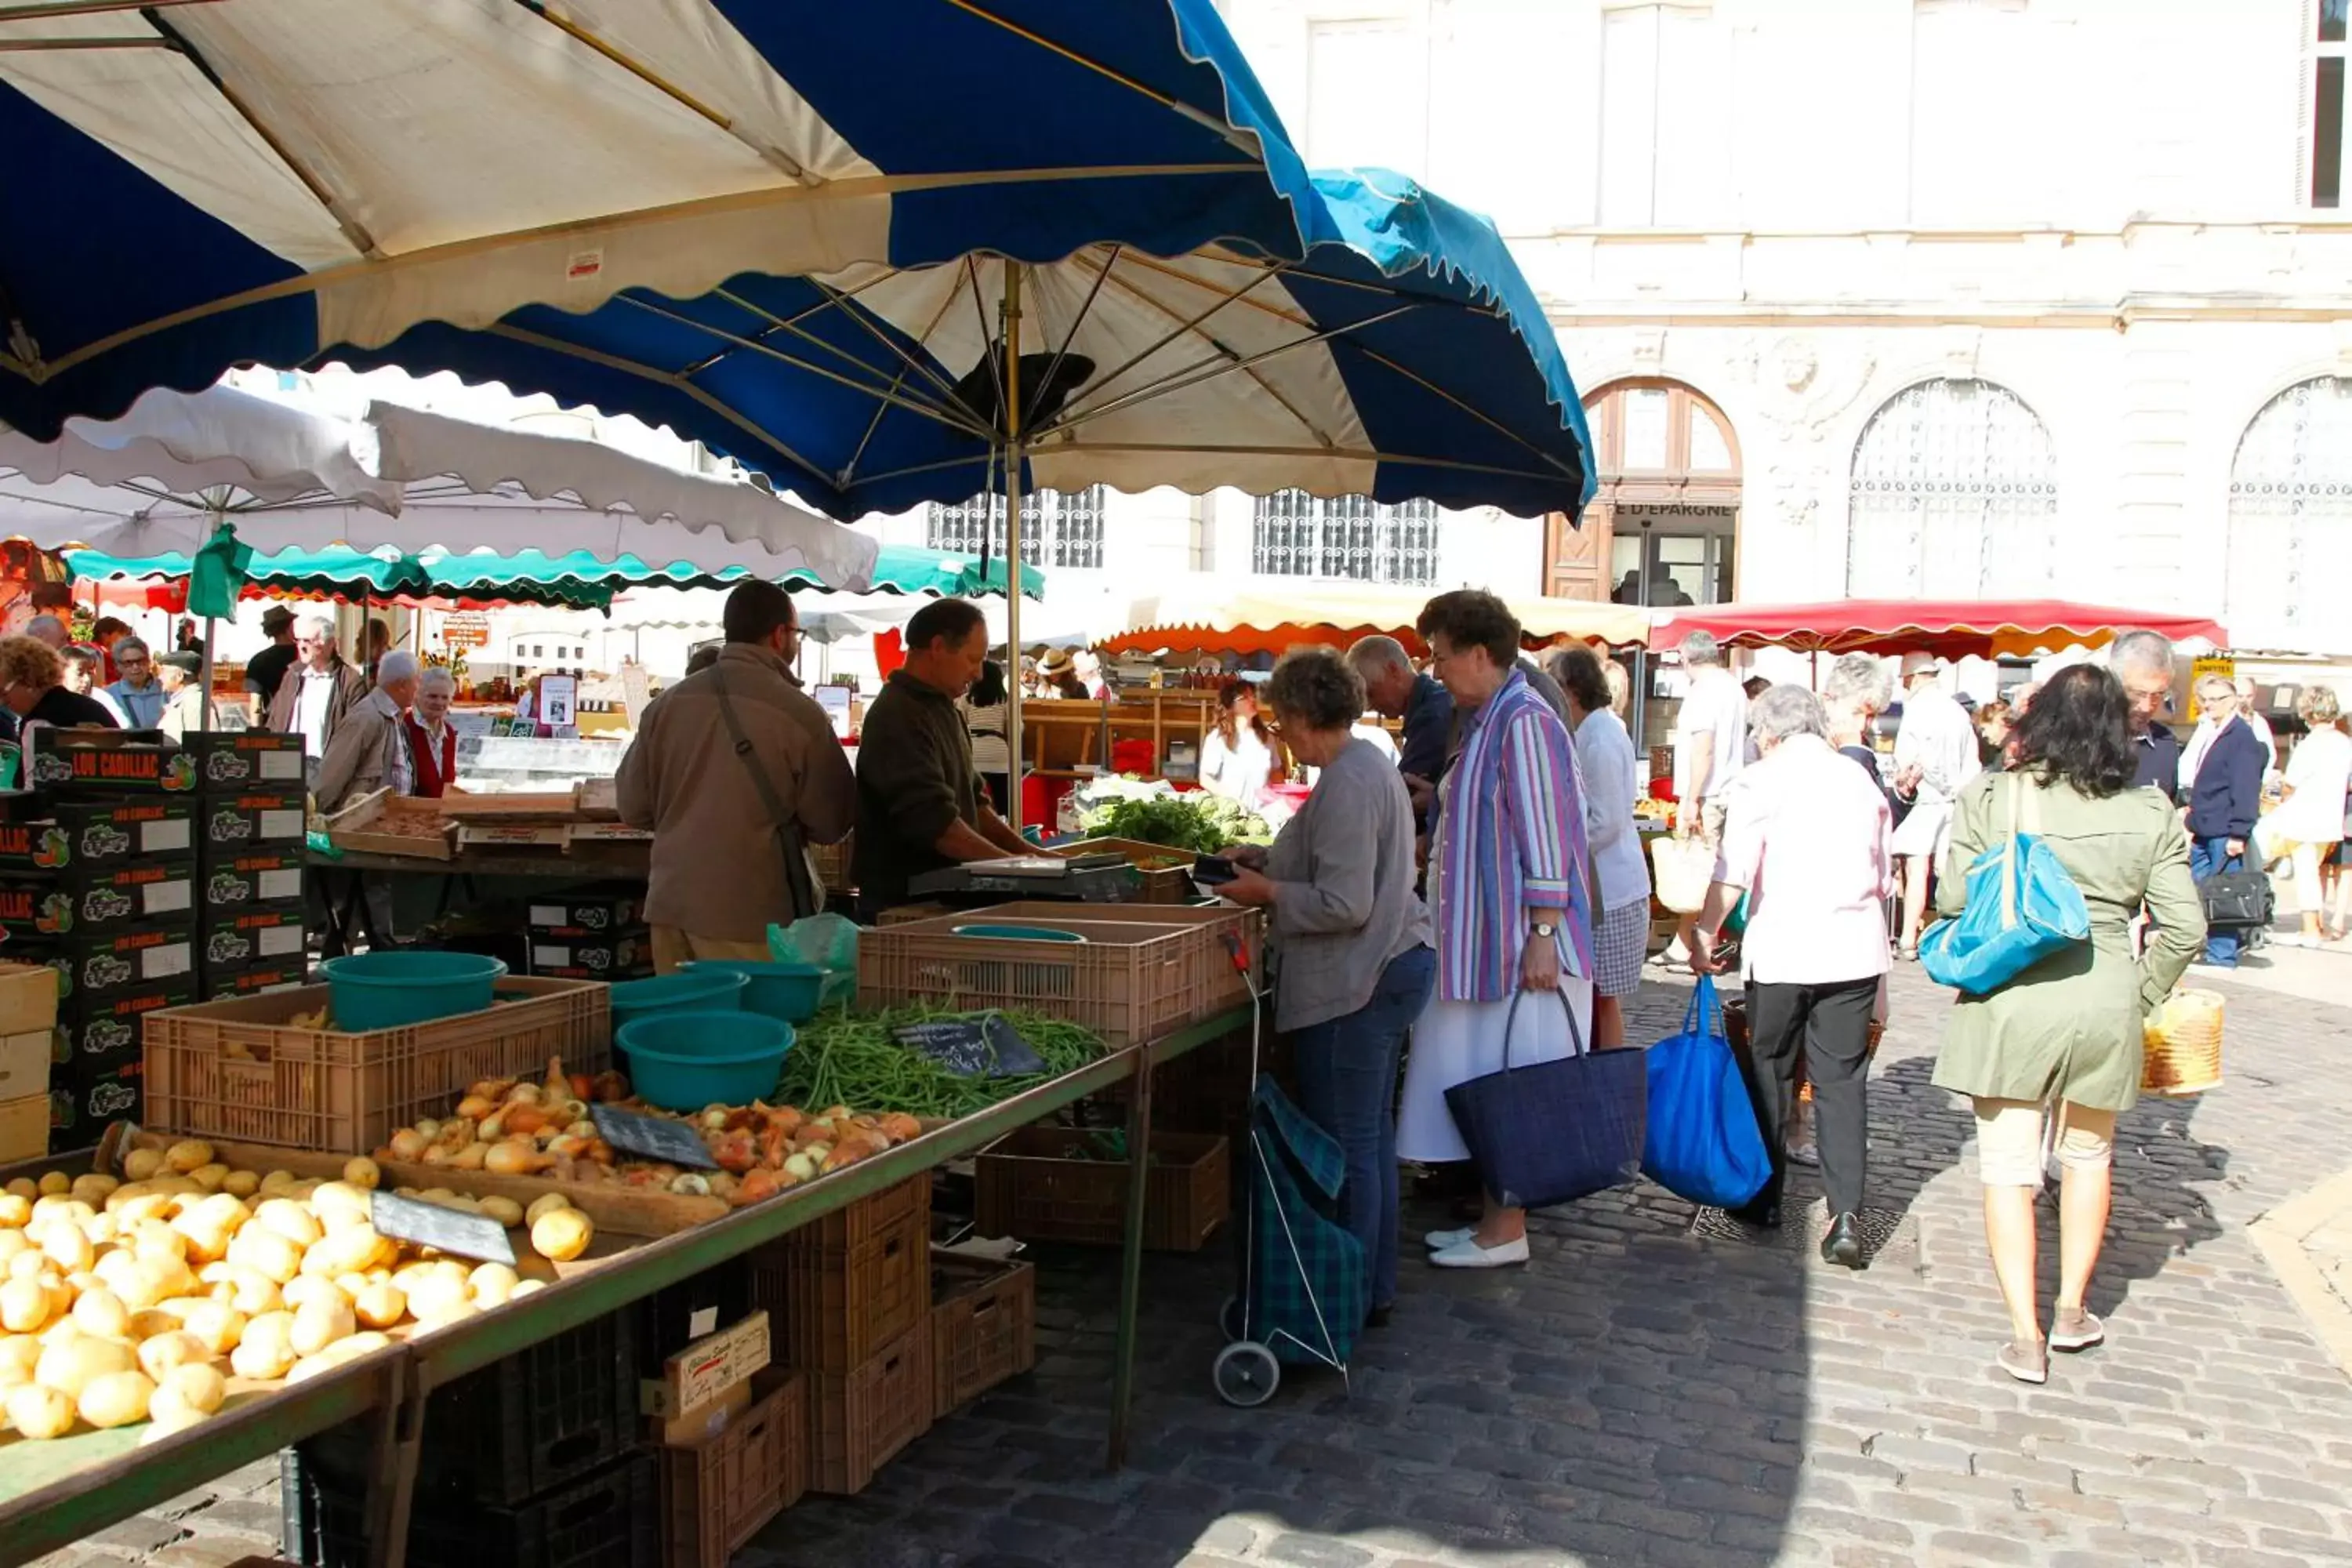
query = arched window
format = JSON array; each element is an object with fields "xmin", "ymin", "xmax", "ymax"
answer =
[
  {"xmin": 1846, "ymin": 379, "xmax": 2057, "ymax": 597},
  {"xmin": 2227, "ymin": 377, "xmax": 2352, "ymax": 648}
]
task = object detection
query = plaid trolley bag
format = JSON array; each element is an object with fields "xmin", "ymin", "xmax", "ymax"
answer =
[{"xmin": 1212, "ymin": 1075, "xmax": 1366, "ymax": 1407}]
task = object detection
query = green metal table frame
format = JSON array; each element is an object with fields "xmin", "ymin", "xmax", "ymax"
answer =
[{"xmin": 0, "ymin": 1003, "xmax": 1254, "ymax": 1568}]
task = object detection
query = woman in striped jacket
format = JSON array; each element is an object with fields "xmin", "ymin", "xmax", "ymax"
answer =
[{"xmin": 1397, "ymin": 590, "xmax": 1597, "ymax": 1270}]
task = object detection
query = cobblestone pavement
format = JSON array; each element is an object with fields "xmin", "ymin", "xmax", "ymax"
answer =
[{"xmin": 34, "ymin": 964, "xmax": 2352, "ymax": 1568}]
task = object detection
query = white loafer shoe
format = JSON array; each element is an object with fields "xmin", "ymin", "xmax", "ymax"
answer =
[
  {"xmin": 1423, "ymin": 1228, "xmax": 1474, "ymax": 1250},
  {"xmin": 1428, "ymin": 1235, "xmax": 1530, "ymax": 1269}
]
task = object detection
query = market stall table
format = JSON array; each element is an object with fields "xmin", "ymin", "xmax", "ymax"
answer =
[{"xmin": 0, "ymin": 1003, "xmax": 1254, "ymax": 1568}]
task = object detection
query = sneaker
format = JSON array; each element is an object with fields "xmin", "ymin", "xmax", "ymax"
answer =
[
  {"xmin": 1428, "ymin": 1235, "xmax": 1530, "ymax": 1269},
  {"xmin": 1998, "ymin": 1337, "xmax": 2049, "ymax": 1385},
  {"xmin": 1423, "ymin": 1227, "xmax": 1475, "ymax": 1250},
  {"xmin": 2049, "ymin": 1310, "xmax": 2105, "ymax": 1352}
]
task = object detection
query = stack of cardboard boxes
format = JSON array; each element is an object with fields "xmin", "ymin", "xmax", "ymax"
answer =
[
  {"xmin": 528, "ymin": 887, "xmax": 654, "ymax": 982},
  {"xmin": 0, "ymin": 962, "xmax": 60, "ymax": 1163},
  {"xmin": 2, "ymin": 729, "xmax": 305, "ymax": 1152}
]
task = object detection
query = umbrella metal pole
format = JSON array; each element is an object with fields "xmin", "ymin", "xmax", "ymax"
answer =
[
  {"xmin": 197, "ymin": 506, "xmax": 218, "ymax": 731},
  {"xmin": 1003, "ymin": 263, "xmax": 1026, "ymax": 834}
]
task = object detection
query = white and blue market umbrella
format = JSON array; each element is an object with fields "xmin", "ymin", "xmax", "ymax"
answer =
[{"xmin": 2, "ymin": 2, "xmax": 1597, "ymax": 822}]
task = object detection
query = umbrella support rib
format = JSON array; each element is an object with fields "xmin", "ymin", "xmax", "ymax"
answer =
[
  {"xmin": 839, "ymin": 283, "xmax": 970, "ymax": 487},
  {"xmin": 674, "ymin": 267, "xmax": 906, "ymax": 381},
  {"xmin": 1003, "ymin": 264, "xmax": 1026, "ymax": 834}
]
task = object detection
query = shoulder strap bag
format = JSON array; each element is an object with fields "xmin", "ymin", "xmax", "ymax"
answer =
[
  {"xmin": 708, "ymin": 664, "xmax": 819, "ymax": 923},
  {"xmin": 1918, "ymin": 774, "xmax": 2090, "ymax": 995},
  {"xmin": 1442, "ymin": 983, "xmax": 1649, "ymax": 1210}
]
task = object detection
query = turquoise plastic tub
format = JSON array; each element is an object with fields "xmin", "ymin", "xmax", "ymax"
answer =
[
  {"xmin": 681, "ymin": 960, "xmax": 825, "ymax": 1023},
  {"xmin": 320, "ymin": 951, "xmax": 508, "ymax": 1031},
  {"xmin": 615, "ymin": 1011, "xmax": 794, "ymax": 1111},
  {"xmin": 608, "ymin": 969, "xmax": 748, "ymax": 1034}
]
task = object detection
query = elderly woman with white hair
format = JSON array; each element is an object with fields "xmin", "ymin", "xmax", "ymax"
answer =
[
  {"xmin": 1821, "ymin": 652, "xmax": 1894, "ymax": 797},
  {"xmin": 406, "ymin": 665, "xmax": 462, "ymax": 797},
  {"xmin": 1690, "ymin": 684, "xmax": 1894, "ymax": 1269}
]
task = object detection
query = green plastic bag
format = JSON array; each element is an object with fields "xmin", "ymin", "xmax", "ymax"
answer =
[{"xmin": 768, "ymin": 914, "xmax": 858, "ymax": 1007}]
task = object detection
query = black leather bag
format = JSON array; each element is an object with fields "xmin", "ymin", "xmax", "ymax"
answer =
[{"xmin": 2198, "ymin": 869, "xmax": 2274, "ymax": 930}]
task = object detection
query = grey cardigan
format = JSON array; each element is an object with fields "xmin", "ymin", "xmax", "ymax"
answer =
[{"xmin": 1264, "ymin": 738, "xmax": 1432, "ymax": 1030}]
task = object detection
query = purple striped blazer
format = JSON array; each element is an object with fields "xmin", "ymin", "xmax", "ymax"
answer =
[{"xmin": 1430, "ymin": 669, "xmax": 1596, "ymax": 1002}]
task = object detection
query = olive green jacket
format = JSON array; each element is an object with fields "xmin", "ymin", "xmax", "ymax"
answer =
[{"xmin": 1929, "ymin": 773, "xmax": 2205, "ymax": 1112}]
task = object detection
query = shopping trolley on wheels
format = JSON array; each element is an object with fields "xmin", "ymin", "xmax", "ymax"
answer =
[{"xmin": 1211, "ymin": 1072, "xmax": 1367, "ymax": 1407}]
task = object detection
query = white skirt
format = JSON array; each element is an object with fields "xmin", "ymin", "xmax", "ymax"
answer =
[
  {"xmin": 1396, "ymin": 978, "xmax": 1597, "ymax": 1165},
  {"xmin": 1890, "ymin": 798, "xmax": 1953, "ymax": 861}
]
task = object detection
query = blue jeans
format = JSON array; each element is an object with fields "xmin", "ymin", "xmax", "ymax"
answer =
[
  {"xmin": 1291, "ymin": 946, "xmax": 1437, "ymax": 1316},
  {"xmin": 2190, "ymin": 835, "xmax": 2242, "ymax": 966}
]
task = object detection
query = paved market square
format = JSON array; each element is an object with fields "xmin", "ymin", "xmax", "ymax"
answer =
[{"xmin": 45, "ymin": 949, "xmax": 2352, "ymax": 1568}]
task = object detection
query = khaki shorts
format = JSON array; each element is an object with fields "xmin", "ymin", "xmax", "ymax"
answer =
[
  {"xmin": 1700, "ymin": 798, "xmax": 1729, "ymax": 848},
  {"xmin": 1973, "ymin": 1098, "xmax": 2115, "ymax": 1186}
]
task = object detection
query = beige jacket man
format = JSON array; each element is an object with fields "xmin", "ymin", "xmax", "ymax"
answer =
[
  {"xmin": 617, "ymin": 640, "xmax": 854, "ymax": 960},
  {"xmin": 316, "ymin": 656, "xmax": 421, "ymax": 812}
]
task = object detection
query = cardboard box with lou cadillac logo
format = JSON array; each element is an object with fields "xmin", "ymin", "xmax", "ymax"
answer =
[
  {"xmin": 5, "ymin": 924, "xmax": 196, "ymax": 1008},
  {"xmin": 54, "ymin": 979, "xmax": 195, "ymax": 1065},
  {"xmin": 201, "ymin": 904, "xmax": 306, "ymax": 975},
  {"xmin": 24, "ymin": 731, "xmax": 200, "ymax": 796},
  {"xmin": 0, "ymin": 800, "xmax": 195, "ymax": 877},
  {"xmin": 182, "ymin": 731, "xmax": 306, "ymax": 793},
  {"xmin": 49, "ymin": 1054, "xmax": 141, "ymax": 1154},
  {"xmin": 198, "ymin": 848, "xmax": 307, "ymax": 914},
  {"xmin": 198, "ymin": 790, "xmax": 308, "ymax": 853},
  {"xmin": 0, "ymin": 861, "xmax": 195, "ymax": 939}
]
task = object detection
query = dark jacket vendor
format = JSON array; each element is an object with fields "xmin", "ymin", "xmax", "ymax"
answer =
[{"xmin": 853, "ymin": 598, "xmax": 1033, "ymax": 918}]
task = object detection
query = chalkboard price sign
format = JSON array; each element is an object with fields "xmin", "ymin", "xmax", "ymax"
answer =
[
  {"xmin": 894, "ymin": 1014, "xmax": 1047, "ymax": 1079},
  {"xmin": 591, "ymin": 1104, "xmax": 720, "ymax": 1169},
  {"xmin": 369, "ymin": 1191, "xmax": 517, "ymax": 1265}
]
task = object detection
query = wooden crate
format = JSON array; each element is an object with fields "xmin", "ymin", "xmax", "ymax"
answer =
[
  {"xmin": 658, "ymin": 1370, "xmax": 806, "ymax": 1568},
  {"xmin": 750, "ymin": 1175, "xmax": 930, "ymax": 1373},
  {"xmin": 858, "ymin": 902, "xmax": 1261, "ymax": 1047},
  {"xmin": 1047, "ymin": 837, "xmax": 1196, "ymax": 905},
  {"xmin": 973, "ymin": 1127, "xmax": 1229, "ymax": 1251},
  {"xmin": 141, "ymin": 978, "xmax": 608, "ymax": 1154},
  {"xmin": 325, "ymin": 788, "xmax": 456, "ymax": 860},
  {"xmin": 804, "ymin": 1324, "xmax": 932, "ymax": 1496},
  {"xmin": 931, "ymin": 1254, "xmax": 1036, "ymax": 1416}
]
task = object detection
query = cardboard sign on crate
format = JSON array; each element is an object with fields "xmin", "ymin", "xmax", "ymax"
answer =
[{"xmin": 641, "ymin": 1310, "xmax": 771, "ymax": 1420}]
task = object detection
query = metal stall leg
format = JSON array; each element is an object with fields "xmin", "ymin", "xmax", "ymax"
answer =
[
  {"xmin": 1107, "ymin": 1043, "xmax": 1156, "ymax": 1470},
  {"xmin": 363, "ymin": 1361, "xmax": 430, "ymax": 1568}
]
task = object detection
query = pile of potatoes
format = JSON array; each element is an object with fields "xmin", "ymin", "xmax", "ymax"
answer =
[{"xmin": 0, "ymin": 1140, "xmax": 597, "ymax": 1444}]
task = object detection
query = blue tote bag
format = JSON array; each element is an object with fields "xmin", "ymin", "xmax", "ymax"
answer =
[
  {"xmin": 1641, "ymin": 976, "xmax": 1772, "ymax": 1210},
  {"xmin": 1919, "ymin": 775, "xmax": 2089, "ymax": 995}
]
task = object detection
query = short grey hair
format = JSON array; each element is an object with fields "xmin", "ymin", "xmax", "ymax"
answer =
[
  {"xmin": 2234, "ymin": 675, "xmax": 2258, "ymax": 700},
  {"xmin": 2306, "ymin": 684, "xmax": 2343, "ymax": 726},
  {"xmin": 24, "ymin": 615, "xmax": 67, "ymax": 648},
  {"xmin": 376, "ymin": 650, "xmax": 421, "ymax": 686},
  {"xmin": 2194, "ymin": 673, "xmax": 2237, "ymax": 706},
  {"xmin": 2108, "ymin": 628, "xmax": 2175, "ymax": 679},
  {"xmin": 418, "ymin": 666, "xmax": 457, "ymax": 696},
  {"xmin": 1265, "ymin": 645, "xmax": 1366, "ymax": 733},
  {"xmin": 1345, "ymin": 634, "xmax": 1414, "ymax": 678},
  {"xmin": 113, "ymin": 635, "xmax": 149, "ymax": 662},
  {"xmin": 1748, "ymin": 684, "xmax": 1828, "ymax": 746},
  {"xmin": 297, "ymin": 615, "xmax": 336, "ymax": 642},
  {"xmin": 1821, "ymin": 652, "xmax": 1893, "ymax": 713},
  {"xmin": 1679, "ymin": 630, "xmax": 1725, "ymax": 668}
]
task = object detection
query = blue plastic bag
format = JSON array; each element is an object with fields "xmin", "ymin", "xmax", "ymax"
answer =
[
  {"xmin": 1919, "ymin": 775, "xmax": 2089, "ymax": 996},
  {"xmin": 1641, "ymin": 976, "xmax": 1772, "ymax": 1210}
]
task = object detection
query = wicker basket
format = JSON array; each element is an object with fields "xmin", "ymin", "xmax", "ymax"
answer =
[{"xmin": 2142, "ymin": 987, "xmax": 2223, "ymax": 1096}]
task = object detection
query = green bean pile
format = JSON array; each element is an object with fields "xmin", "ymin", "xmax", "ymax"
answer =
[{"xmin": 778, "ymin": 1003, "xmax": 1109, "ymax": 1119}]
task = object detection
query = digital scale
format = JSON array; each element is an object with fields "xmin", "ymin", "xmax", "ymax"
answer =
[{"xmin": 906, "ymin": 851, "xmax": 1142, "ymax": 905}]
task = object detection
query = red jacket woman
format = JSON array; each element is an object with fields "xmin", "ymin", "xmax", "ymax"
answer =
[{"xmin": 406, "ymin": 669, "xmax": 459, "ymax": 797}]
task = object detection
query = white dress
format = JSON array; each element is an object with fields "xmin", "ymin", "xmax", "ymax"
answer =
[{"xmin": 1396, "ymin": 973, "xmax": 1597, "ymax": 1164}]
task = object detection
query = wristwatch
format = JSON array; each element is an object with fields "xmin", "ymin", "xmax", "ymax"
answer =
[{"xmin": 1527, "ymin": 921, "xmax": 1557, "ymax": 940}]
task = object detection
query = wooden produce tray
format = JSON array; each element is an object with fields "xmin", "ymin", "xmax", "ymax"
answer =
[
  {"xmin": 437, "ymin": 791, "xmax": 581, "ymax": 822},
  {"xmin": 324, "ymin": 789, "xmax": 455, "ymax": 861},
  {"xmin": 1047, "ymin": 837, "xmax": 1196, "ymax": 905}
]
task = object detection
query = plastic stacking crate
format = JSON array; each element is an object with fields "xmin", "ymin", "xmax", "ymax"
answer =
[
  {"xmin": 931, "ymin": 1254, "xmax": 1036, "ymax": 1416},
  {"xmin": 750, "ymin": 1174, "xmax": 930, "ymax": 1372},
  {"xmin": 141, "ymin": 977, "xmax": 608, "ymax": 1154},
  {"xmin": 658, "ymin": 1370, "xmax": 807, "ymax": 1568},
  {"xmin": 300, "ymin": 1307, "xmax": 637, "ymax": 1510},
  {"xmin": 283, "ymin": 1448, "xmax": 657, "ymax": 1568},
  {"xmin": 805, "ymin": 1323, "xmax": 933, "ymax": 1496},
  {"xmin": 1047, "ymin": 837, "xmax": 1196, "ymax": 905},
  {"xmin": 857, "ymin": 902, "xmax": 1262, "ymax": 1046},
  {"xmin": 973, "ymin": 1127, "xmax": 1229, "ymax": 1251}
]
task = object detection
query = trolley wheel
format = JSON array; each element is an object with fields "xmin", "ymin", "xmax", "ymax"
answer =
[
  {"xmin": 1213, "ymin": 1341, "xmax": 1280, "ymax": 1408},
  {"xmin": 1219, "ymin": 1294, "xmax": 1247, "ymax": 1343}
]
